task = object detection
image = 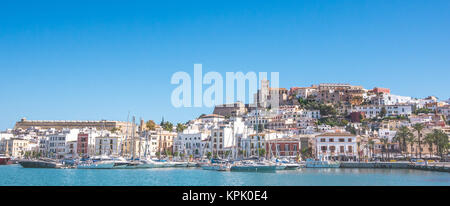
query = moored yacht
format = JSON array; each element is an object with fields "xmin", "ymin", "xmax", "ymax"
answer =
[
  {"xmin": 77, "ymin": 156, "xmax": 115, "ymax": 169},
  {"xmin": 230, "ymin": 161, "xmax": 277, "ymax": 172},
  {"xmin": 0, "ymin": 154, "xmax": 11, "ymax": 165},
  {"xmin": 305, "ymin": 158, "xmax": 340, "ymax": 168}
]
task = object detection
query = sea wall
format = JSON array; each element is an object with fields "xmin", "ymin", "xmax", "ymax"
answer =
[
  {"xmin": 340, "ymin": 162, "xmax": 450, "ymax": 173},
  {"xmin": 340, "ymin": 162, "xmax": 410, "ymax": 169}
]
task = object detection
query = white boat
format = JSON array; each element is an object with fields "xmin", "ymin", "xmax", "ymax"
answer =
[
  {"xmin": 283, "ymin": 163, "xmax": 301, "ymax": 170},
  {"xmin": 77, "ymin": 156, "xmax": 115, "ymax": 169},
  {"xmin": 305, "ymin": 159, "xmax": 340, "ymax": 168},
  {"xmin": 172, "ymin": 161, "xmax": 189, "ymax": 167},
  {"xmin": 111, "ymin": 157, "xmax": 132, "ymax": 169},
  {"xmin": 231, "ymin": 161, "xmax": 277, "ymax": 172},
  {"xmin": 275, "ymin": 164, "xmax": 287, "ymax": 170},
  {"xmin": 202, "ymin": 163, "xmax": 231, "ymax": 171},
  {"xmin": 135, "ymin": 159, "xmax": 167, "ymax": 168}
]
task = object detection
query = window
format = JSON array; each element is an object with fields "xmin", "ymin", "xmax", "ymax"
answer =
[
  {"xmin": 320, "ymin": 138, "xmax": 326, "ymax": 142},
  {"xmin": 329, "ymin": 138, "xmax": 334, "ymax": 142},
  {"xmin": 321, "ymin": 146, "xmax": 327, "ymax": 151},
  {"xmin": 339, "ymin": 138, "xmax": 345, "ymax": 142},
  {"xmin": 330, "ymin": 146, "xmax": 336, "ymax": 152},
  {"xmin": 348, "ymin": 138, "xmax": 352, "ymax": 142}
]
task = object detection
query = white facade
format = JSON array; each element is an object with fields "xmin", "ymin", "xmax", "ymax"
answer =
[
  {"xmin": 315, "ymin": 133, "xmax": 358, "ymax": 160},
  {"xmin": 174, "ymin": 131, "xmax": 210, "ymax": 157},
  {"xmin": 95, "ymin": 136, "xmax": 121, "ymax": 156},
  {"xmin": 378, "ymin": 129, "xmax": 397, "ymax": 141},
  {"xmin": 352, "ymin": 105, "xmax": 412, "ymax": 118},
  {"xmin": 373, "ymin": 93, "xmax": 412, "ymax": 105},
  {"xmin": 47, "ymin": 129, "xmax": 80, "ymax": 158}
]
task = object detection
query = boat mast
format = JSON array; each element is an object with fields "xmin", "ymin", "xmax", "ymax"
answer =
[
  {"xmin": 124, "ymin": 112, "xmax": 130, "ymax": 158},
  {"xmin": 138, "ymin": 118, "xmax": 142, "ymax": 160},
  {"xmin": 256, "ymin": 106, "xmax": 260, "ymax": 160},
  {"xmin": 131, "ymin": 116, "xmax": 136, "ymax": 161}
]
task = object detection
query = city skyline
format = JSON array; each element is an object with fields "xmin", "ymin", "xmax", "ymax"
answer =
[{"xmin": 1, "ymin": 0, "xmax": 450, "ymax": 130}]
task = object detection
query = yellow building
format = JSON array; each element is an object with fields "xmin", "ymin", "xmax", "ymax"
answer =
[{"xmin": 6, "ymin": 138, "xmax": 29, "ymax": 158}]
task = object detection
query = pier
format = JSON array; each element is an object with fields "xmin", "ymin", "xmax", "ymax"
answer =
[{"xmin": 340, "ymin": 162, "xmax": 450, "ymax": 173}]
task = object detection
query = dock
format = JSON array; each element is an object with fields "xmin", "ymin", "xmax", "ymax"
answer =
[{"xmin": 340, "ymin": 162, "xmax": 450, "ymax": 173}]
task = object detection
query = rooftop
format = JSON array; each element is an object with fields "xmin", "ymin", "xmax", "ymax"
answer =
[{"xmin": 316, "ymin": 132, "xmax": 355, "ymax": 137}]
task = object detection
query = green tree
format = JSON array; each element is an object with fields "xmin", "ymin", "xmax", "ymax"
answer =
[
  {"xmin": 258, "ymin": 148, "xmax": 266, "ymax": 157},
  {"xmin": 425, "ymin": 133, "xmax": 435, "ymax": 157},
  {"xmin": 379, "ymin": 107, "xmax": 387, "ymax": 118},
  {"xmin": 166, "ymin": 150, "xmax": 172, "ymax": 157},
  {"xmin": 206, "ymin": 152, "xmax": 212, "ymax": 159},
  {"xmin": 380, "ymin": 138, "xmax": 388, "ymax": 161},
  {"xmin": 405, "ymin": 133, "xmax": 416, "ymax": 160},
  {"xmin": 412, "ymin": 123, "xmax": 425, "ymax": 158},
  {"xmin": 176, "ymin": 123, "xmax": 187, "ymax": 133},
  {"xmin": 429, "ymin": 129, "xmax": 449, "ymax": 158},
  {"xmin": 225, "ymin": 151, "xmax": 231, "ymax": 158},
  {"xmin": 393, "ymin": 126, "xmax": 413, "ymax": 154},
  {"xmin": 368, "ymin": 140, "xmax": 375, "ymax": 159},
  {"xmin": 111, "ymin": 127, "xmax": 120, "ymax": 133},
  {"xmin": 146, "ymin": 120, "xmax": 156, "ymax": 131},
  {"xmin": 162, "ymin": 122, "xmax": 174, "ymax": 131}
]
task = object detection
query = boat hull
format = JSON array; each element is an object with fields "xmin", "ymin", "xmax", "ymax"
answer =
[
  {"xmin": 276, "ymin": 165, "xmax": 287, "ymax": 170},
  {"xmin": 284, "ymin": 165, "xmax": 300, "ymax": 170},
  {"xmin": 19, "ymin": 160, "xmax": 60, "ymax": 168},
  {"xmin": 77, "ymin": 162, "xmax": 115, "ymax": 169},
  {"xmin": 0, "ymin": 157, "xmax": 11, "ymax": 165},
  {"xmin": 231, "ymin": 165, "xmax": 277, "ymax": 172},
  {"xmin": 306, "ymin": 163, "xmax": 340, "ymax": 168}
]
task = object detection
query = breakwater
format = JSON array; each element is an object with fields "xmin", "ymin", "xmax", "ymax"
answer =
[
  {"xmin": 340, "ymin": 162, "xmax": 450, "ymax": 173},
  {"xmin": 340, "ymin": 162, "xmax": 410, "ymax": 169}
]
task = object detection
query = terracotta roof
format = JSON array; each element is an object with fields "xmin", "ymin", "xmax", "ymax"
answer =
[{"xmin": 316, "ymin": 132, "xmax": 355, "ymax": 137}]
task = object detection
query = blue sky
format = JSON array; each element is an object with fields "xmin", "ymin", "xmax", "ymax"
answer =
[{"xmin": 0, "ymin": 0, "xmax": 449, "ymax": 130}]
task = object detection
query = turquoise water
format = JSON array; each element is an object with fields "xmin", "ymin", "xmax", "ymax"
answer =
[{"xmin": 1, "ymin": 164, "xmax": 449, "ymax": 186}]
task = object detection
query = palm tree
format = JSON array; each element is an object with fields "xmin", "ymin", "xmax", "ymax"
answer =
[
  {"xmin": 430, "ymin": 129, "xmax": 449, "ymax": 159},
  {"xmin": 406, "ymin": 133, "xmax": 416, "ymax": 160},
  {"xmin": 368, "ymin": 140, "xmax": 375, "ymax": 160},
  {"xmin": 412, "ymin": 123, "xmax": 425, "ymax": 158},
  {"xmin": 176, "ymin": 123, "xmax": 186, "ymax": 133},
  {"xmin": 424, "ymin": 133, "xmax": 435, "ymax": 157},
  {"xmin": 380, "ymin": 138, "xmax": 389, "ymax": 161},
  {"xmin": 394, "ymin": 126, "xmax": 413, "ymax": 155},
  {"xmin": 357, "ymin": 142, "xmax": 361, "ymax": 161}
]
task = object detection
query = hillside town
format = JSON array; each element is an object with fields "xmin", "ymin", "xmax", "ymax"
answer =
[{"xmin": 1, "ymin": 82, "xmax": 449, "ymax": 166}]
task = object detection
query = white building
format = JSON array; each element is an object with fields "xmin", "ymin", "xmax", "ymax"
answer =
[
  {"xmin": 47, "ymin": 129, "xmax": 80, "ymax": 158},
  {"xmin": 173, "ymin": 129, "xmax": 210, "ymax": 158},
  {"xmin": 378, "ymin": 129, "xmax": 397, "ymax": 141},
  {"xmin": 315, "ymin": 133, "xmax": 358, "ymax": 161},
  {"xmin": 352, "ymin": 105, "xmax": 412, "ymax": 118},
  {"xmin": 241, "ymin": 131, "xmax": 280, "ymax": 157},
  {"xmin": 372, "ymin": 93, "xmax": 413, "ymax": 105},
  {"xmin": 292, "ymin": 87, "xmax": 318, "ymax": 99},
  {"xmin": 95, "ymin": 135, "xmax": 121, "ymax": 156}
]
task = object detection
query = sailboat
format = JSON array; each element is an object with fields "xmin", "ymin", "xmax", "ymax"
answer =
[
  {"xmin": 77, "ymin": 155, "xmax": 115, "ymax": 169},
  {"xmin": 231, "ymin": 106, "xmax": 276, "ymax": 172}
]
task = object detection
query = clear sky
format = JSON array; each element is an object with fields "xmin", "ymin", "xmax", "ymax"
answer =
[{"xmin": 0, "ymin": 0, "xmax": 449, "ymax": 130}]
